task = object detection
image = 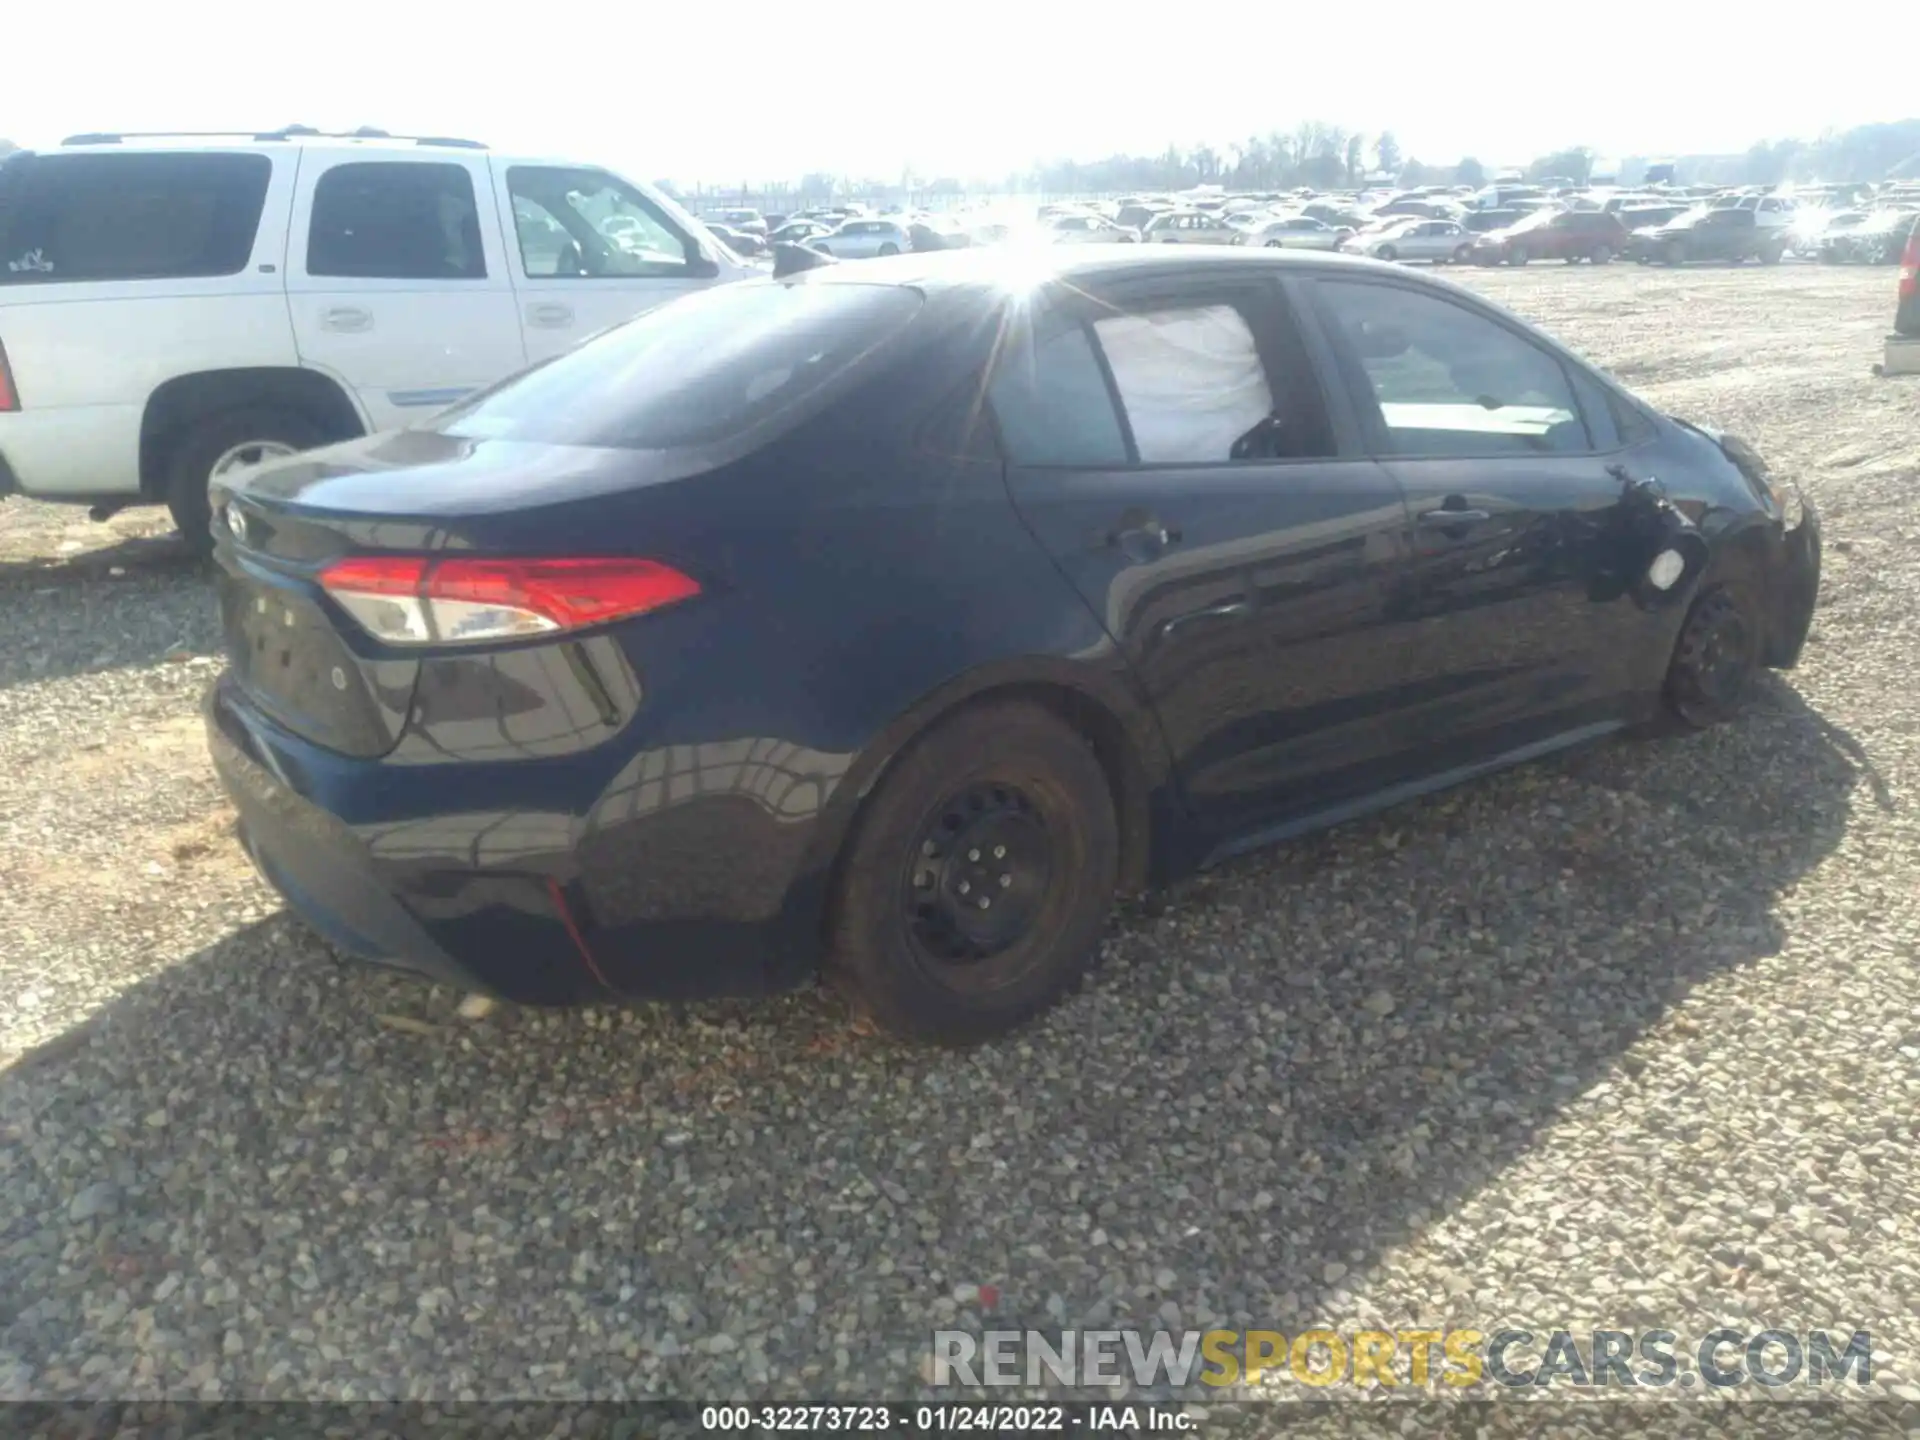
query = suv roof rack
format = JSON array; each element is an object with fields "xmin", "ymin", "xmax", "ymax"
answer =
[{"xmin": 60, "ymin": 127, "xmax": 488, "ymax": 150}]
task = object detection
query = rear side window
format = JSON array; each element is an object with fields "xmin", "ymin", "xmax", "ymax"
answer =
[
  {"xmin": 989, "ymin": 323, "xmax": 1129, "ymax": 466},
  {"xmin": 0, "ymin": 152, "xmax": 270, "ymax": 285},
  {"xmin": 307, "ymin": 162, "xmax": 485, "ymax": 280},
  {"xmin": 1094, "ymin": 304, "xmax": 1276, "ymax": 462},
  {"xmin": 436, "ymin": 279, "xmax": 921, "ymax": 450}
]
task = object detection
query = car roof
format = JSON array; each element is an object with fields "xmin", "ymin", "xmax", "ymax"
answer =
[
  {"xmin": 42, "ymin": 132, "xmax": 596, "ymax": 169},
  {"xmin": 795, "ymin": 243, "xmax": 1410, "ymax": 296}
]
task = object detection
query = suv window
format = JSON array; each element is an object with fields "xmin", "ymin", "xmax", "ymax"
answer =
[
  {"xmin": 308, "ymin": 162, "xmax": 485, "ymax": 280},
  {"xmin": 0, "ymin": 152, "xmax": 271, "ymax": 285},
  {"xmin": 1316, "ymin": 280, "xmax": 1588, "ymax": 457},
  {"xmin": 506, "ymin": 166, "xmax": 695, "ymax": 279},
  {"xmin": 436, "ymin": 279, "xmax": 920, "ymax": 450}
]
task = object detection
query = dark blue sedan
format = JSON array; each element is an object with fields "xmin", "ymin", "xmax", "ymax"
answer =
[{"xmin": 205, "ymin": 248, "xmax": 1821, "ymax": 1043}]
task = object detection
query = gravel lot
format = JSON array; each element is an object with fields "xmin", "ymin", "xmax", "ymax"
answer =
[{"xmin": 2, "ymin": 264, "xmax": 1917, "ymax": 1410}]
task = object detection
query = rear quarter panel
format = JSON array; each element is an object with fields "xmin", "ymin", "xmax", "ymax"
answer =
[{"xmin": 412, "ymin": 304, "xmax": 1171, "ymax": 989}]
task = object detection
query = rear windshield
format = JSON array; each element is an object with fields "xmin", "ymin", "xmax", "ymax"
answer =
[
  {"xmin": 435, "ymin": 279, "xmax": 923, "ymax": 450},
  {"xmin": 1, "ymin": 152, "xmax": 271, "ymax": 284}
]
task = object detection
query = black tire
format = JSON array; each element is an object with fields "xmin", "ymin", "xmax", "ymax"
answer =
[
  {"xmin": 1759, "ymin": 243, "xmax": 1783, "ymax": 265},
  {"xmin": 1453, "ymin": 243, "xmax": 1473, "ymax": 264},
  {"xmin": 877, "ymin": 242, "xmax": 900, "ymax": 256},
  {"xmin": 165, "ymin": 406, "xmax": 327, "ymax": 556},
  {"xmin": 1662, "ymin": 583, "xmax": 1763, "ymax": 730},
  {"xmin": 1376, "ymin": 244, "xmax": 1397, "ymax": 261},
  {"xmin": 1663, "ymin": 241, "xmax": 1685, "ymax": 266},
  {"xmin": 826, "ymin": 700, "xmax": 1119, "ymax": 1044},
  {"xmin": 1590, "ymin": 245, "xmax": 1614, "ymax": 265},
  {"xmin": 1509, "ymin": 245, "xmax": 1529, "ymax": 266}
]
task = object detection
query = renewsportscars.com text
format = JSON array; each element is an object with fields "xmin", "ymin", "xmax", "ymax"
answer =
[{"xmin": 931, "ymin": 1328, "xmax": 1875, "ymax": 1390}]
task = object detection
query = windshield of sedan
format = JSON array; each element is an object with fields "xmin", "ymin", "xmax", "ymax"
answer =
[{"xmin": 435, "ymin": 280, "xmax": 923, "ymax": 450}]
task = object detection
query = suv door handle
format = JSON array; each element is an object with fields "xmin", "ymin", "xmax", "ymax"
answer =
[
  {"xmin": 321, "ymin": 306, "xmax": 373, "ymax": 333},
  {"xmin": 1158, "ymin": 598, "xmax": 1251, "ymax": 639},
  {"xmin": 527, "ymin": 303, "xmax": 574, "ymax": 328}
]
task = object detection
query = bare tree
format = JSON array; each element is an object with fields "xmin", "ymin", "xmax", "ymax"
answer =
[{"xmin": 1373, "ymin": 131, "xmax": 1402, "ymax": 179}]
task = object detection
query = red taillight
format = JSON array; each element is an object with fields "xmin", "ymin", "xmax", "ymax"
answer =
[
  {"xmin": 0, "ymin": 339, "xmax": 18, "ymax": 412},
  {"xmin": 318, "ymin": 555, "xmax": 701, "ymax": 645},
  {"xmin": 1900, "ymin": 234, "xmax": 1918, "ymax": 300}
]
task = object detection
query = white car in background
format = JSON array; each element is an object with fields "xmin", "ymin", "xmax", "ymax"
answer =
[
  {"xmin": 0, "ymin": 128, "xmax": 752, "ymax": 549},
  {"xmin": 1044, "ymin": 214, "xmax": 1139, "ymax": 244},
  {"xmin": 1365, "ymin": 218, "xmax": 1474, "ymax": 264},
  {"xmin": 1142, "ymin": 210, "xmax": 1242, "ymax": 245},
  {"xmin": 1242, "ymin": 214, "xmax": 1351, "ymax": 250},
  {"xmin": 808, "ymin": 219, "xmax": 910, "ymax": 258}
]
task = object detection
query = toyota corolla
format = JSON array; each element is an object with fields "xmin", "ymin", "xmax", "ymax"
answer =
[{"xmin": 204, "ymin": 248, "xmax": 1821, "ymax": 1043}]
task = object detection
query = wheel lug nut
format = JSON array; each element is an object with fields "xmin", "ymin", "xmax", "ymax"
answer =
[
  {"xmin": 993, "ymin": 845, "xmax": 1006, "ymax": 859},
  {"xmin": 968, "ymin": 849, "xmax": 980, "ymax": 862},
  {"xmin": 999, "ymin": 874, "xmax": 1011, "ymax": 888},
  {"xmin": 978, "ymin": 897, "xmax": 991, "ymax": 909},
  {"xmin": 958, "ymin": 881, "xmax": 970, "ymax": 895}
]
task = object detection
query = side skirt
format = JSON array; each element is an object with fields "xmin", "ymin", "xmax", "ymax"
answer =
[{"xmin": 1198, "ymin": 719, "xmax": 1625, "ymax": 871}]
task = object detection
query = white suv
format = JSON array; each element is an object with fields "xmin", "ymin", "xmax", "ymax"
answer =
[{"xmin": 0, "ymin": 128, "xmax": 754, "ymax": 547}]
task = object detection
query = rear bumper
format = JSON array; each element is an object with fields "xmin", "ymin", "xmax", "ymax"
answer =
[
  {"xmin": 205, "ymin": 676, "xmax": 825, "ymax": 1005},
  {"xmin": 0, "ymin": 404, "xmax": 145, "ymax": 499}
]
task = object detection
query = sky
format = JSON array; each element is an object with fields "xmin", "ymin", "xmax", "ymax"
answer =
[{"xmin": 4, "ymin": 3, "xmax": 1907, "ymax": 188}]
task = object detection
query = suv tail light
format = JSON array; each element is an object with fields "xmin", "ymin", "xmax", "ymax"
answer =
[
  {"xmin": 0, "ymin": 338, "xmax": 18, "ymax": 412},
  {"xmin": 1901, "ymin": 232, "xmax": 1918, "ymax": 302},
  {"xmin": 319, "ymin": 556, "xmax": 701, "ymax": 645}
]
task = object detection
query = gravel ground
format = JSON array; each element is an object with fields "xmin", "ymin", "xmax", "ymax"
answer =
[{"xmin": 2, "ymin": 264, "xmax": 1918, "ymax": 1413}]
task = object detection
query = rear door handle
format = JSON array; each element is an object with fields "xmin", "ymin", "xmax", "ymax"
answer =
[
  {"xmin": 320, "ymin": 306, "xmax": 373, "ymax": 333},
  {"xmin": 1093, "ymin": 507, "xmax": 1183, "ymax": 553},
  {"xmin": 1418, "ymin": 507, "xmax": 1492, "ymax": 528},
  {"xmin": 526, "ymin": 302, "xmax": 574, "ymax": 328}
]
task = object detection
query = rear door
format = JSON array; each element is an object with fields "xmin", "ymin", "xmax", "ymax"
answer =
[
  {"xmin": 493, "ymin": 162, "xmax": 722, "ymax": 363},
  {"xmin": 287, "ymin": 152, "xmax": 527, "ymax": 431},
  {"xmin": 993, "ymin": 270, "xmax": 1418, "ymax": 832},
  {"xmin": 1309, "ymin": 273, "xmax": 1665, "ymax": 766}
]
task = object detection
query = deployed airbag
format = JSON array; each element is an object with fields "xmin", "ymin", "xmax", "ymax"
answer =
[{"xmin": 1094, "ymin": 305, "xmax": 1274, "ymax": 463}]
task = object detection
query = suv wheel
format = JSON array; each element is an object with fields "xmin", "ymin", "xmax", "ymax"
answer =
[
  {"xmin": 166, "ymin": 407, "xmax": 325, "ymax": 555},
  {"xmin": 1590, "ymin": 245, "xmax": 1614, "ymax": 265},
  {"xmin": 1508, "ymin": 245, "xmax": 1529, "ymax": 266},
  {"xmin": 826, "ymin": 700, "xmax": 1118, "ymax": 1044}
]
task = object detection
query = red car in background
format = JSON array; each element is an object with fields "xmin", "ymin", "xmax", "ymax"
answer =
[{"xmin": 1473, "ymin": 209, "xmax": 1631, "ymax": 266}]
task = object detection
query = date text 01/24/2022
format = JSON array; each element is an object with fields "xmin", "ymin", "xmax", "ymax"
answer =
[{"xmin": 697, "ymin": 1403, "xmax": 1198, "ymax": 1432}]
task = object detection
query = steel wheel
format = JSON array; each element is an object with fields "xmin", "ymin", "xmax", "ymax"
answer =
[
  {"xmin": 902, "ymin": 782, "xmax": 1053, "ymax": 978},
  {"xmin": 827, "ymin": 700, "xmax": 1117, "ymax": 1043},
  {"xmin": 1665, "ymin": 586, "xmax": 1761, "ymax": 728}
]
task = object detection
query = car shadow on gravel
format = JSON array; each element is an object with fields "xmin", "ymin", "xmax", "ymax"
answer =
[
  {"xmin": 0, "ymin": 675, "xmax": 1873, "ymax": 1397},
  {"xmin": 0, "ymin": 536, "xmax": 218, "ymax": 692},
  {"xmin": 0, "ymin": 530, "xmax": 200, "ymax": 586}
]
